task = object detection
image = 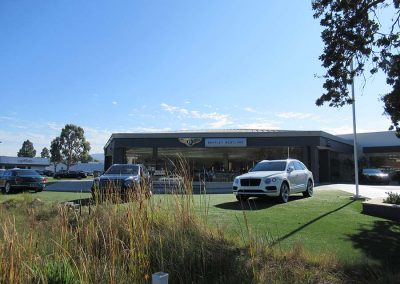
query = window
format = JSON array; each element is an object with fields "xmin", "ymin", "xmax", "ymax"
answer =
[{"xmin": 294, "ymin": 161, "xmax": 305, "ymax": 170}]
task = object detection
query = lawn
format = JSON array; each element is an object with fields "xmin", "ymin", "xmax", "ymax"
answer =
[
  {"xmin": 1, "ymin": 189, "xmax": 399, "ymax": 269},
  {"xmin": 154, "ymin": 190, "xmax": 400, "ymax": 268}
]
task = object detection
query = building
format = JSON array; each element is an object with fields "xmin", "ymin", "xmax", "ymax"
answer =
[
  {"xmin": 47, "ymin": 162, "xmax": 104, "ymax": 173},
  {"xmin": 104, "ymin": 130, "xmax": 358, "ymax": 183},
  {"xmin": 0, "ymin": 156, "xmax": 50, "ymax": 170},
  {"xmin": 339, "ymin": 131, "xmax": 400, "ymax": 170}
]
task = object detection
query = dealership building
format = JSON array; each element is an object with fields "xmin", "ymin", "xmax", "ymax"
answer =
[{"xmin": 103, "ymin": 130, "xmax": 400, "ymax": 183}]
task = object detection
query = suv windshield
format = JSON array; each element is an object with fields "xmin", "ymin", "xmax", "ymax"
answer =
[
  {"xmin": 106, "ymin": 165, "xmax": 139, "ymax": 175},
  {"xmin": 251, "ymin": 161, "xmax": 287, "ymax": 172}
]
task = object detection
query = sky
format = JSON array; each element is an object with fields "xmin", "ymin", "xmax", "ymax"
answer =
[{"xmin": 0, "ymin": 0, "xmax": 395, "ymax": 156}]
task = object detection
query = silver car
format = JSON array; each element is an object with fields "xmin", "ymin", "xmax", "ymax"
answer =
[
  {"xmin": 91, "ymin": 164, "xmax": 152, "ymax": 201},
  {"xmin": 233, "ymin": 159, "xmax": 314, "ymax": 203}
]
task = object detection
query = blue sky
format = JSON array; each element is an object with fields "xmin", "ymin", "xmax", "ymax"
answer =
[{"xmin": 0, "ymin": 0, "xmax": 393, "ymax": 156}]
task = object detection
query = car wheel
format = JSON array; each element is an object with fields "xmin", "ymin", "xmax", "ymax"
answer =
[
  {"xmin": 4, "ymin": 182, "xmax": 12, "ymax": 194},
  {"xmin": 236, "ymin": 195, "xmax": 249, "ymax": 202},
  {"xmin": 303, "ymin": 180, "xmax": 313, "ymax": 197},
  {"xmin": 279, "ymin": 182, "xmax": 289, "ymax": 203}
]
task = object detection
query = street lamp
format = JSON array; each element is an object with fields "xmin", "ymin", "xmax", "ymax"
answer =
[{"xmin": 351, "ymin": 60, "xmax": 361, "ymax": 198}]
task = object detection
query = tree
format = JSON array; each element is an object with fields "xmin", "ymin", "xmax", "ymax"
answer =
[
  {"xmin": 40, "ymin": 147, "xmax": 50, "ymax": 159},
  {"xmin": 50, "ymin": 137, "xmax": 62, "ymax": 172},
  {"xmin": 17, "ymin": 140, "xmax": 36, "ymax": 157},
  {"xmin": 59, "ymin": 124, "xmax": 91, "ymax": 170},
  {"xmin": 312, "ymin": 0, "xmax": 400, "ymax": 135}
]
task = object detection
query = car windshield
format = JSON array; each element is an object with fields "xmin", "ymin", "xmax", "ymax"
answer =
[
  {"xmin": 251, "ymin": 161, "xmax": 287, "ymax": 172},
  {"xmin": 363, "ymin": 169, "xmax": 384, "ymax": 174},
  {"xmin": 15, "ymin": 170, "xmax": 40, "ymax": 176},
  {"xmin": 106, "ymin": 165, "xmax": 139, "ymax": 175}
]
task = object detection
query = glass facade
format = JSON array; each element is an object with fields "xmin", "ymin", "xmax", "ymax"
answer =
[{"xmin": 126, "ymin": 146, "xmax": 304, "ymax": 182}]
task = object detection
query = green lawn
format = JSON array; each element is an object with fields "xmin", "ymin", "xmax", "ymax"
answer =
[
  {"xmin": 154, "ymin": 190, "xmax": 400, "ymax": 268},
  {"xmin": 1, "ymin": 189, "xmax": 399, "ymax": 269}
]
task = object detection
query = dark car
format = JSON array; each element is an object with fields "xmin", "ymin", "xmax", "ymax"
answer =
[
  {"xmin": 0, "ymin": 169, "xmax": 46, "ymax": 194},
  {"xmin": 360, "ymin": 168, "xmax": 390, "ymax": 185},
  {"xmin": 42, "ymin": 170, "xmax": 54, "ymax": 177},
  {"xmin": 91, "ymin": 164, "xmax": 152, "ymax": 201},
  {"xmin": 54, "ymin": 170, "xmax": 87, "ymax": 179}
]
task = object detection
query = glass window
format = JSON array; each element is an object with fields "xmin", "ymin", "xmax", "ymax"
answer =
[
  {"xmin": 15, "ymin": 170, "xmax": 39, "ymax": 175},
  {"xmin": 106, "ymin": 165, "xmax": 138, "ymax": 175},
  {"xmin": 294, "ymin": 161, "xmax": 305, "ymax": 170},
  {"xmin": 252, "ymin": 161, "xmax": 287, "ymax": 171}
]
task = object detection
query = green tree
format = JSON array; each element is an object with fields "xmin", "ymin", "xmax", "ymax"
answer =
[
  {"xmin": 17, "ymin": 140, "xmax": 36, "ymax": 157},
  {"xmin": 312, "ymin": 0, "xmax": 400, "ymax": 135},
  {"xmin": 59, "ymin": 124, "xmax": 91, "ymax": 170},
  {"xmin": 50, "ymin": 137, "xmax": 62, "ymax": 172},
  {"xmin": 40, "ymin": 147, "xmax": 50, "ymax": 159}
]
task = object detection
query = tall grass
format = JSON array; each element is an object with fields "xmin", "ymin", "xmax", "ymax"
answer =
[{"xmin": 0, "ymin": 159, "xmax": 355, "ymax": 283}]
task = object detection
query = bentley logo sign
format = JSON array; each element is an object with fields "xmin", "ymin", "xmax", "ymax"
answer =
[{"xmin": 178, "ymin": 138, "xmax": 202, "ymax": 147}]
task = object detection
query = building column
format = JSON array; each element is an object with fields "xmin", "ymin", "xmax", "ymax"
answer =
[{"xmin": 310, "ymin": 147, "xmax": 319, "ymax": 184}]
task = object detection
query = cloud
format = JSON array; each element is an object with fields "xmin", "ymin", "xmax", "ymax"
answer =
[
  {"xmin": 276, "ymin": 112, "xmax": 319, "ymax": 120},
  {"xmin": 112, "ymin": 101, "xmax": 118, "ymax": 105},
  {"xmin": 160, "ymin": 103, "xmax": 232, "ymax": 128},
  {"xmin": 243, "ymin": 107, "xmax": 256, "ymax": 113}
]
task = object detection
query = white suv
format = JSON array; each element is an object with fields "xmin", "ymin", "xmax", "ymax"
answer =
[{"xmin": 233, "ymin": 159, "xmax": 314, "ymax": 203}]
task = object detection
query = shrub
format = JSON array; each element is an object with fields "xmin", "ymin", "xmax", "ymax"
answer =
[{"xmin": 384, "ymin": 192, "xmax": 400, "ymax": 205}]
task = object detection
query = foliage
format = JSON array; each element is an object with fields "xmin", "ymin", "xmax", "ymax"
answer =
[
  {"xmin": 312, "ymin": 0, "xmax": 400, "ymax": 135},
  {"xmin": 17, "ymin": 139, "xmax": 36, "ymax": 157},
  {"xmin": 59, "ymin": 124, "xmax": 91, "ymax": 170},
  {"xmin": 50, "ymin": 137, "xmax": 62, "ymax": 172},
  {"xmin": 384, "ymin": 191, "xmax": 400, "ymax": 204},
  {"xmin": 40, "ymin": 147, "xmax": 50, "ymax": 159}
]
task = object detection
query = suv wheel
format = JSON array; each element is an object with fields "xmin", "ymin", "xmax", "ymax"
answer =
[
  {"xmin": 303, "ymin": 180, "xmax": 313, "ymax": 197},
  {"xmin": 279, "ymin": 182, "xmax": 289, "ymax": 203}
]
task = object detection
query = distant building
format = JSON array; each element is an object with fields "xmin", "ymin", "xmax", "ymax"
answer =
[
  {"xmin": 47, "ymin": 162, "xmax": 104, "ymax": 173},
  {"xmin": 0, "ymin": 156, "xmax": 50, "ymax": 170}
]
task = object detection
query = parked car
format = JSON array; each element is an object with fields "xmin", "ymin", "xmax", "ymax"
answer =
[
  {"xmin": 0, "ymin": 169, "xmax": 46, "ymax": 194},
  {"xmin": 232, "ymin": 159, "xmax": 314, "ymax": 203},
  {"xmin": 91, "ymin": 164, "xmax": 152, "ymax": 201},
  {"xmin": 42, "ymin": 170, "xmax": 54, "ymax": 177},
  {"xmin": 360, "ymin": 168, "xmax": 390, "ymax": 185},
  {"xmin": 54, "ymin": 170, "xmax": 87, "ymax": 179},
  {"xmin": 0, "ymin": 169, "xmax": 6, "ymax": 178}
]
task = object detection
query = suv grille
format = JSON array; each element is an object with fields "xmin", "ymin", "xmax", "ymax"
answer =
[
  {"xmin": 240, "ymin": 178, "xmax": 261, "ymax": 186},
  {"xmin": 99, "ymin": 179, "xmax": 124, "ymax": 190}
]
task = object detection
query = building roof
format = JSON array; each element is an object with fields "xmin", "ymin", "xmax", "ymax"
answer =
[
  {"xmin": 339, "ymin": 131, "xmax": 400, "ymax": 147},
  {"xmin": 105, "ymin": 129, "xmax": 352, "ymax": 149}
]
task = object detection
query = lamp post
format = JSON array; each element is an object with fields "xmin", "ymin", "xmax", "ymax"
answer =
[{"xmin": 351, "ymin": 60, "xmax": 360, "ymax": 198}]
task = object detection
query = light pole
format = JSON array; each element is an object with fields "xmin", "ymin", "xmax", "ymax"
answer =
[{"xmin": 351, "ymin": 60, "xmax": 360, "ymax": 198}]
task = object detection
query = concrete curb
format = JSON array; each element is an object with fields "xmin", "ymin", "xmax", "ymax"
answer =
[{"xmin": 362, "ymin": 198, "xmax": 400, "ymax": 221}]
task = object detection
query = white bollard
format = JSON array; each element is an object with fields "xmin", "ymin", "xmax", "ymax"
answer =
[{"xmin": 152, "ymin": 272, "xmax": 168, "ymax": 284}]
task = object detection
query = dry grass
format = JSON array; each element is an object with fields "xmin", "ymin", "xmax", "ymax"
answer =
[{"xmin": 0, "ymin": 158, "xmax": 373, "ymax": 283}]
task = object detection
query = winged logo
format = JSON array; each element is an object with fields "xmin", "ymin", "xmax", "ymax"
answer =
[{"xmin": 178, "ymin": 138, "xmax": 202, "ymax": 147}]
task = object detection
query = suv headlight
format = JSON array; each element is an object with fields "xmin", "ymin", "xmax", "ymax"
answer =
[
  {"xmin": 234, "ymin": 178, "xmax": 240, "ymax": 185},
  {"xmin": 264, "ymin": 177, "xmax": 277, "ymax": 184}
]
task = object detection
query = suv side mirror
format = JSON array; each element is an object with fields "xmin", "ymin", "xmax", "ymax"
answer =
[{"xmin": 287, "ymin": 166, "xmax": 295, "ymax": 173}]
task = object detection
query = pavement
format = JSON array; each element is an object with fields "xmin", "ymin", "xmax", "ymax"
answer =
[
  {"xmin": 44, "ymin": 179, "xmax": 400, "ymax": 199},
  {"xmin": 315, "ymin": 183, "xmax": 400, "ymax": 199},
  {"xmin": 46, "ymin": 180, "xmax": 92, "ymax": 192}
]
